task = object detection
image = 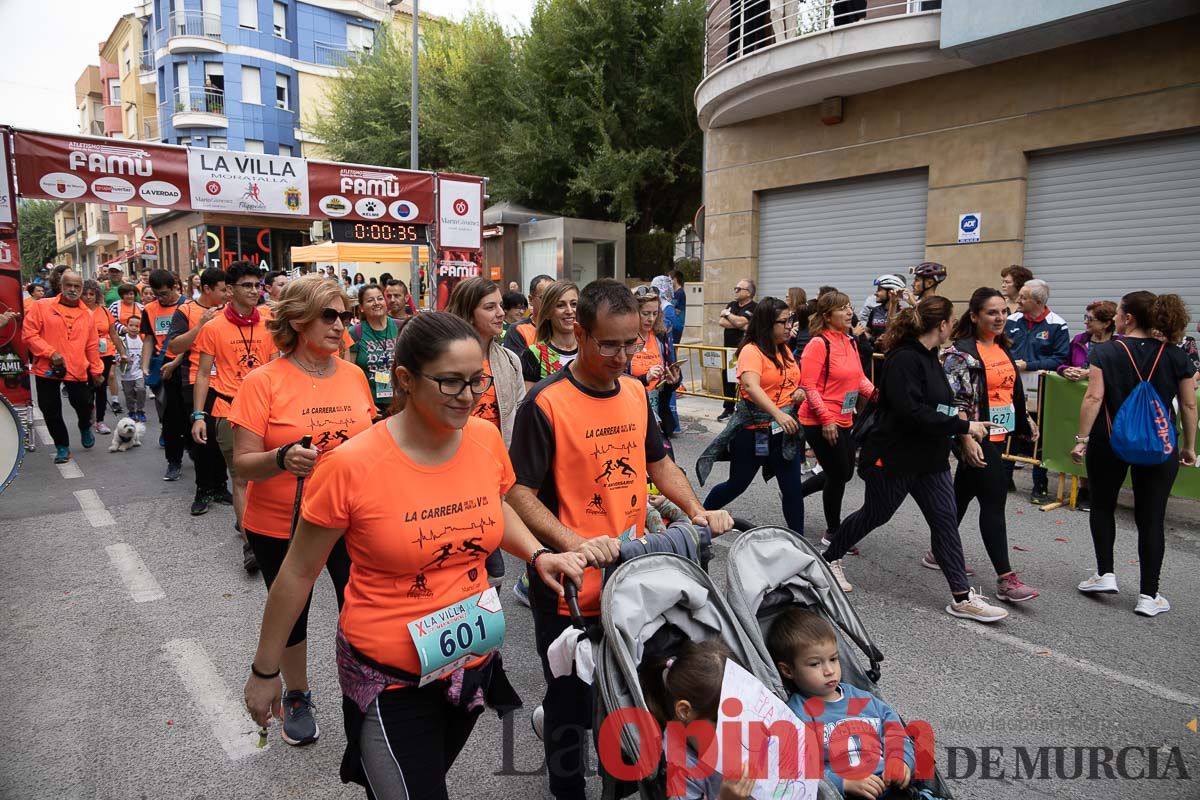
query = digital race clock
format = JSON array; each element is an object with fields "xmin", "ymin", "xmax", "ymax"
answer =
[{"xmin": 330, "ymin": 220, "xmax": 429, "ymax": 245}]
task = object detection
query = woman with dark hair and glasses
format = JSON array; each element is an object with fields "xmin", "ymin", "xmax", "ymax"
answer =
[
  {"xmin": 228, "ymin": 273, "xmax": 376, "ymax": 748},
  {"xmin": 700, "ymin": 297, "xmax": 808, "ymax": 534},
  {"xmin": 244, "ymin": 312, "xmax": 585, "ymax": 798}
]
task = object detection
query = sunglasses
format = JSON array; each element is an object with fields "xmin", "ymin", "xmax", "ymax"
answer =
[
  {"xmin": 634, "ymin": 286, "xmax": 660, "ymax": 299},
  {"xmin": 319, "ymin": 308, "xmax": 355, "ymax": 325}
]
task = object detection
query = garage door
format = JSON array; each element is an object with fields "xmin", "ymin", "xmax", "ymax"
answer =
[
  {"xmin": 758, "ymin": 170, "xmax": 928, "ymax": 302},
  {"xmin": 1024, "ymin": 134, "xmax": 1200, "ymax": 333}
]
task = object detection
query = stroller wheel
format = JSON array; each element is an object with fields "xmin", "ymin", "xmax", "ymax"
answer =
[{"xmin": 531, "ymin": 704, "xmax": 544, "ymax": 741}]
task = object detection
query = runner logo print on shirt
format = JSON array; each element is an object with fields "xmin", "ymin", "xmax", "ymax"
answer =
[
  {"xmin": 588, "ymin": 424, "xmax": 639, "ymax": 490},
  {"xmin": 404, "ymin": 493, "xmax": 497, "ymax": 599}
]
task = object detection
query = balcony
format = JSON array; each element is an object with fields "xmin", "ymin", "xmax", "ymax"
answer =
[
  {"xmin": 166, "ymin": 11, "xmax": 224, "ymax": 53},
  {"xmin": 697, "ymin": 0, "xmax": 968, "ymax": 128},
  {"xmin": 86, "ymin": 214, "xmax": 118, "ymax": 247},
  {"xmin": 138, "ymin": 49, "xmax": 156, "ymax": 86},
  {"xmin": 170, "ymin": 87, "xmax": 227, "ymax": 129},
  {"xmin": 302, "ymin": 0, "xmax": 390, "ymax": 22},
  {"xmin": 312, "ymin": 40, "xmax": 363, "ymax": 67}
]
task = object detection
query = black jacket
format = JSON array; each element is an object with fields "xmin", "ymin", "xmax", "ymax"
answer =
[
  {"xmin": 945, "ymin": 335, "xmax": 1032, "ymax": 437},
  {"xmin": 871, "ymin": 338, "xmax": 969, "ymax": 476}
]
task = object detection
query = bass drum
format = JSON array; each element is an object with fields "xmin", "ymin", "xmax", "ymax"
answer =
[{"xmin": 0, "ymin": 393, "xmax": 25, "ymax": 495}]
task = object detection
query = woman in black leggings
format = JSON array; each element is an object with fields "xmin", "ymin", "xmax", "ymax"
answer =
[
  {"xmin": 1072, "ymin": 291, "xmax": 1197, "ymax": 617},
  {"xmin": 822, "ymin": 297, "xmax": 1009, "ymax": 624},
  {"xmin": 940, "ymin": 288, "xmax": 1039, "ymax": 603}
]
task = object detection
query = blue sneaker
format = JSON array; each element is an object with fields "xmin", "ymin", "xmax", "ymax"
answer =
[
  {"xmin": 81, "ymin": 428, "xmax": 95, "ymax": 449},
  {"xmin": 158, "ymin": 433, "xmax": 165, "ymax": 448},
  {"xmin": 512, "ymin": 573, "xmax": 531, "ymax": 608},
  {"xmin": 54, "ymin": 447, "xmax": 70, "ymax": 464},
  {"xmin": 281, "ymin": 690, "xmax": 319, "ymax": 746}
]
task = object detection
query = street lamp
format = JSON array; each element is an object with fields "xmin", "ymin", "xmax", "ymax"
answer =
[{"xmin": 388, "ymin": 0, "xmax": 422, "ymax": 306}]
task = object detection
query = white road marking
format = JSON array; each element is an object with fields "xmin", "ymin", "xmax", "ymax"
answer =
[
  {"xmin": 56, "ymin": 460, "xmax": 84, "ymax": 479},
  {"xmin": 35, "ymin": 424, "xmax": 53, "ymax": 445},
  {"xmin": 105, "ymin": 543, "xmax": 165, "ymax": 603},
  {"xmin": 73, "ymin": 489, "xmax": 114, "ymax": 527},
  {"xmin": 162, "ymin": 639, "xmax": 264, "ymax": 760},
  {"xmin": 907, "ymin": 604, "xmax": 1200, "ymax": 709}
]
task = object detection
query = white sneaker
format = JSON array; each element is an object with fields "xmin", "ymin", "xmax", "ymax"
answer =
[
  {"xmin": 531, "ymin": 704, "xmax": 545, "ymax": 741},
  {"xmin": 946, "ymin": 589, "xmax": 1008, "ymax": 623},
  {"xmin": 827, "ymin": 560, "xmax": 853, "ymax": 593},
  {"xmin": 1134, "ymin": 593, "xmax": 1170, "ymax": 617},
  {"xmin": 1077, "ymin": 572, "xmax": 1119, "ymax": 594}
]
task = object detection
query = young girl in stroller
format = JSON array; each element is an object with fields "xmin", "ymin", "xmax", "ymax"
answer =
[{"xmin": 638, "ymin": 639, "xmax": 756, "ymax": 800}]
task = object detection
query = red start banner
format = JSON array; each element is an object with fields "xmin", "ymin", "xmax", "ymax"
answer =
[
  {"xmin": 13, "ymin": 131, "xmax": 190, "ymax": 210},
  {"xmin": 308, "ymin": 161, "xmax": 435, "ymax": 224},
  {"xmin": 0, "ymin": 230, "xmax": 31, "ymax": 406},
  {"xmin": 8, "ymin": 129, "xmax": 443, "ymax": 224}
]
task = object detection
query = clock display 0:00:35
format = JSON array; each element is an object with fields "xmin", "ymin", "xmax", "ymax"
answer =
[{"xmin": 330, "ymin": 220, "xmax": 428, "ymax": 244}]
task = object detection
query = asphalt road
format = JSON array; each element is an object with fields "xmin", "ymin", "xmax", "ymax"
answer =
[{"xmin": 1, "ymin": 395, "xmax": 1197, "ymax": 800}]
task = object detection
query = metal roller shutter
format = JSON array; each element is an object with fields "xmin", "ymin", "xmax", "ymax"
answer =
[
  {"xmin": 1024, "ymin": 134, "xmax": 1200, "ymax": 333},
  {"xmin": 757, "ymin": 170, "xmax": 928, "ymax": 301}
]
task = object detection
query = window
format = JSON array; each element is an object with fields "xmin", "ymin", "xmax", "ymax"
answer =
[
  {"xmin": 278, "ymin": 144, "xmax": 291, "ymax": 157},
  {"xmin": 241, "ymin": 66, "xmax": 261, "ymax": 104},
  {"xmin": 122, "ymin": 45, "xmax": 131, "ymax": 76},
  {"xmin": 274, "ymin": 74, "xmax": 289, "ymax": 110},
  {"xmin": 273, "ymin": 2, "xmax": 286, "ymax": 38},
  {"xmin": 238, "ymin": 0, "xmax": 257, "ymax": 29},
  {"xmin": 209, "ymin": 136, "xmax": 228, "ymax": 150},
  {"xmin": 346, "ymin": 24, "xmax": 373, "ymax": 54},
  {"xmin": 126, "ymin": 106, "xmax": 137, "ymax": 137},
  {"xmin": 244, "ymin": 139, "xmax": 265, "ymax": 153},
  {"xmin": 109, "ymin": 79, "xmax": 122, "ymax": 103}
]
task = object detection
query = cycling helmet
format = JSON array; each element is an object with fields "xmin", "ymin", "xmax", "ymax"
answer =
[
  {"xmin": 873, "ymin": 274, "xmax": 906, "ymax": 291},
  {"xmin": 909, "ymin": 262, "xmax": 948, "ymax": 283}
]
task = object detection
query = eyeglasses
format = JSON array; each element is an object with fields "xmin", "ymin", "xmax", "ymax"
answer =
[
  {"xmin": 416, "ymin": 372, "xmax": 494, "ymax": 396},
  {"xmin": 774, "ymin": 319, "xmax": 790, "ymax": 326},
  {"xmin": 734, "ymin": 285, "xmax": 750, "ymax": 293},
  {"xmin": 319, "ymin": 308, "xmax": 355, "ymax": 325},
  {"xmin": 591, "ymin": 336, "xmax": 645, "ymax": 358},
  {"xmin": 1083, "ymin": 314, "xmax": 1095, "ymax": 322},
  {"xmin": 236, "ymin": 281, "xmax": 263, "ymax": 290},
  {"xmin": 633, "ymin": 286, "xmax": 660, "ymax": 299}
]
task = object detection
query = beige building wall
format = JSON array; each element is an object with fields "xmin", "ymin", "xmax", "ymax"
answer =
[{"xmin": 701, "ymin": 18, "xmax": 1200, "ymax": 345}]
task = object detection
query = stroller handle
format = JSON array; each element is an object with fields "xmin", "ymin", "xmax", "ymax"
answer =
[{"xmin": 563, "ymin": 577, "xmax": 587, "ymax": 630}]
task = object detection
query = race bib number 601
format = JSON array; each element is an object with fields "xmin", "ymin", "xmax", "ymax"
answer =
[{"xmin": 407, "ymin": 586, "xmax": 505, "ymax": 686}]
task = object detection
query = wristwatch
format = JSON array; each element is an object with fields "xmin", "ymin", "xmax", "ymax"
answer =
[{"xmin": 191, "ymin": 411, "xmax": 206, "ymax": 422}]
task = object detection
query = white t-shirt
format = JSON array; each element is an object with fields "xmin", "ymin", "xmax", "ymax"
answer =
[{"xmin": 120, "ymin": 333, "xmax": 144, "ymax": 381}]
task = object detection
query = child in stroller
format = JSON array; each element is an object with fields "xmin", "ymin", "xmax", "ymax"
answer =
[
  {"xmin": 768, "ymin": 608, "xmax": 915, "ymax": 799},
  {"xmin": 638, "ymin": 639, "xmax": 757, "ymax": 800}
]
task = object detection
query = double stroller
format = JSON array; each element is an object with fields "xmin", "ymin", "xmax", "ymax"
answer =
[{"xmin": 565, "ymin": 524, "xmax": 955, "ymax": 800}]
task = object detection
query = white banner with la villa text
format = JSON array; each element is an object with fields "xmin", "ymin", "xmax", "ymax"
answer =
[{"xmin": 187, "ymin": 148, "xmax": 310, "ymax": 216}]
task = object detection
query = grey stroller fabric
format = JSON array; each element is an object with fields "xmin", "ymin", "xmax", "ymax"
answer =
[
  {"xmin": 618, "ymin": 520, "xmax": 711, "ymax": 566},
  {"xmin": 724, "ymin": 526, "xmax": 883, "ymax": 678}
]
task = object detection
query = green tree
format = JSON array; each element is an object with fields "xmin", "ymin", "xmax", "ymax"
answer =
[{"xmin": 16, "ymin": 199, "xmax": 57, "ymax": 278}]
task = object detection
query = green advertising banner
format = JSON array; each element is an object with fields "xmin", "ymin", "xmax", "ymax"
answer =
[{"xmin": 1040, "ymin": 372, "xmax": 1200, "ymax": 500}]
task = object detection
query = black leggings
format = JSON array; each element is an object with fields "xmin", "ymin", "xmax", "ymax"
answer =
[
  {"xmin": 246, "ymin": 530, "xmax": 350, "ymax": 647},
  {"xmin": 1085, "ymin": 434, "xmax": 1178, "ymax": 597},
  {"xmin": 801, "ymin": 424, "xmax": 856, "ymax": 534},
  {"xmin": 954, "ymin": 437, "xmax": 1012, "ymax": 576},
  {"xmin": 703, "ymin": 427, "xmax": 806, "ymax": 535},
  {"xmin": 825, "ymin": 467, "xmax": 970, "ymax": 596},
  {"xmin": 35, "ymin": 376, "xmax": 93, "ymax": 448},
  {"xmin": 93, "ymin": 356, "xmax": 115, "ymax": 423}
]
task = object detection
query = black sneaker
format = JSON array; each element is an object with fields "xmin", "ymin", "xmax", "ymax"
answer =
[
  {"xmin": 163, "ymin": 463, "xmax": 182, "ymax": 481},
  {"xmin": 190, "ymin": 492, "xmax": 211, "ymax": 516},
  {"xmin": 1030, "ymin": 486, "xmax": 1052, "ymax": 505},
  {"xmin": 281, "ymin": 690, "xmax": 319, "ymax": 746},
  {"xmin": 110, "ymin": 401, "xmax": 124, "ymax": 415},
  {"xmin": 209, "ymin": 488, "xmax": 234, "ymax": 505},
  {"xmin": 717, "ymin": 410, "xmax": 733, "ymax": 422},
  {"xmin": 1075, "ymin": 488, "xmax": 1090, "ymax": 511},
  {"xmin": 242, "ymin": 540, "xmax": 258, "ymax": 574}
]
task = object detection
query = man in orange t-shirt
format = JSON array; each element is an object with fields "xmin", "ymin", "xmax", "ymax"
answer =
[
  {"xmin": 506, "ymin": 279, "xmax": 732, "ymax": 800},
  {"xmin": 193, "ymin": 262, "xmax": 278, "ymax": 530},
  {"xmin": 139, "ymin": 270, "xmax": 189, "ymax": 477},
  {"xmin": 168, "ymin": 267, "xmax": 231, "ymax": 516},
  {"xmin": 22, "ymin": 269, "xmax": 103, "ymax": 462}
]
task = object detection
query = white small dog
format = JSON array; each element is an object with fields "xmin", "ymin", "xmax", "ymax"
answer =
[{"xmin": 108, "ymin": 417, "xmax": 146, "ymax": 452}]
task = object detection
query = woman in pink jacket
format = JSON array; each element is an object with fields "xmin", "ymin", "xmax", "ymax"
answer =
[{"xmin": 799, "ymin": 290, "xmax": 876, "ymax": 544}]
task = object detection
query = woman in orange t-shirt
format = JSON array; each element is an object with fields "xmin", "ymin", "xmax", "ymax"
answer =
[
  {"xmin": 244, "ymin": 312, "xmax": 584, "ymax": 796},
  {"xmin": 82, "ymin": 280, "xmax": 124, "ymax": 436},
  {"xmin": 703, "ymin": 297, "xmax": 808, "ymax": 533},
  {"xmin": 227, "ymin": 274, "xmax": 376, "ymax": 747}
]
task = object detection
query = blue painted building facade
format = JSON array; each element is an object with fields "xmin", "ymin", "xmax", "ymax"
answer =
[{"xmin": 141, "ymin": 0, "xmax": 383, "ymax": 154}]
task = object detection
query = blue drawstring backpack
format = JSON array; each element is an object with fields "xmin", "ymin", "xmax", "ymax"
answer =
[{"xmin": 1108, "ymin": 340, "xmax": 1176, "ymax": 465}]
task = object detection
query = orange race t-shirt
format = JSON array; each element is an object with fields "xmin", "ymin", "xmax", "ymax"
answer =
[
  {"xmin": 737, "ymin": 343, "xmax": 800, "ymax": 428},
  {"xmin": 140, "ymin": 297, "xmax": 186, "ymax": 355},
  {"xmin": 90, "ymin": 305, "xmax": 116, "ymax": 360},
  {"xmin": 193, "ymin": 314, "xmax": 278, "ymax": 416},
  {"xmin": 510, "ymin": 369, "xmax": 667, "ymax": 615},
  {"xmin": 471, "ymin": 356, "xmax": 501, "ymax": 428},
  {"xmin": 228, "ymin": 358, "xmax": 375, "ymax": 538},
  {"xmin": 110, "ymin": 299, "xmax": 143, "ymax": 328},
  {"xmin": 629, "ymin": 333, "xmax": 663, "ymax": 390},
  {"xmin": 977, "ymin": 340, "xmax": 1017, "ymax": 442},
  {"xmin": 170, "ymin": 302, "xmax": 218, "ymax": 385},
  {"xmin": 302, "ymin": 418, "xmax": 515, "ymax": 673}
]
